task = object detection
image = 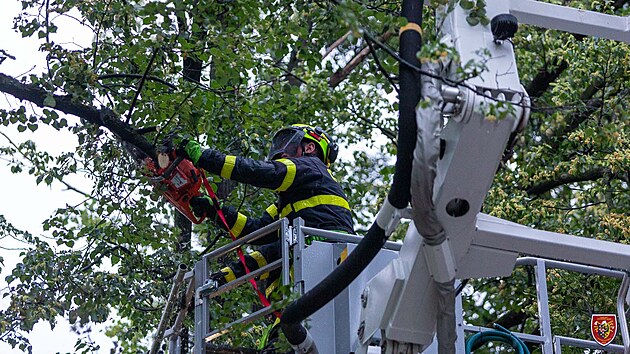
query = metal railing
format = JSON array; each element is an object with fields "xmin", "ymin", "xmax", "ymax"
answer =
[
  {"xmin": 460, "ymin": 257, "xmax": 630, "ymax": 353},
  {"xmin": 154, "ymin": 222, "xmax": 629, "ymax": 354},
  {"xmin": 292, "ymin": 218, "xmax": 401, "ymax": 296},
  {"xmin": 192, "ymin": 217, "xmax": 397, "ymax": 353},
  {"xmin": 193, "ymin": 218, "xmax": 290, "ymax": 354},
  {"xmin": 149, "ymin": 263, "xmax": 191, "ymax": 354},
  {"xmin": 164, "ymin": 273, "xmax": 196, "ymax": 354}
]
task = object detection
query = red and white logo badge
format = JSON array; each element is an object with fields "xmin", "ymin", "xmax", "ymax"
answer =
[{"xmin": 591, "ymin": 314, "xmax": 617, "ymax": 346}]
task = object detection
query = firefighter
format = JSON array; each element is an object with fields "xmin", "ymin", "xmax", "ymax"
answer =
[{"xmin": 179, "ymin": 124, "xmax": 353, "ymax": 351}]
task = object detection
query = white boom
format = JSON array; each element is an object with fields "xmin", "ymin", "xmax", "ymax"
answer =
[{"xmin": 355, "ymin": 1, "xmax": 630, "ymax": 353}]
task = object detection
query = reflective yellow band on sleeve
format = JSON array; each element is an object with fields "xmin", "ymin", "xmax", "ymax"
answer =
[
  {"xmin": 265, "ymin": 204, "xmax": 278, "ymax": 218},
  {"xmin": 250, "ymin": 251, "xmax": 269, "ymax": 280},
  {"xmin": 274, "ymin": 159, "xmax": 296, "ymax": 192},
  {"xmin": 220, "ymin": 155, "xmax": 237, "ymax": 179},
  {"xmin": 231, "ymin": 213, "xmax": 247, "ymax": 238},
  {"xmin": 280, "ymin": 194, "xmax": 351, "ymax": 217},
  {"xmin": 222, "ymin": 266, "xmax": 236, "ymax": 283},
  {"xmin": 399, "ymin": 22, "xmax": 422, "ymax": 36}
]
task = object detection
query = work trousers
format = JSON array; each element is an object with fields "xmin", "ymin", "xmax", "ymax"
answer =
[{"xmin": 218, "ymin": 238, "xmax": 283, "ymax": 296}]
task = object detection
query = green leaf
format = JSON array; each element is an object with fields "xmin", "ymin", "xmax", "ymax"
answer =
[
  {"xmin": 584, "ymin": 127, "xmax": 595, "ymax": 138},
  {"xmin": 460, "ymin": 0, "xmax": 474, "ymax": 10},
  {"xmin": 466, "ymin": 15, "xmax": 480, "ymax": 26},
  {"xmin": 1, "ymin": 1, "xmax": 628, "ymax": 351}
]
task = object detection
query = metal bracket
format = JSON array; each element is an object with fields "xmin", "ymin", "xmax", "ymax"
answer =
[
  {"xmin": 293, "ymin": 281, "xmax": 304, "ymax": 295},
  {"xmin": 286, "ymin": 225, "xmax": 297, "ymax": 246},
  {"xmin": 383, "ymin": 339, "xmax": 422, "ymax": 354},
  {"xmin": 422, "ymin": 237, "xmax": 457, "ymax": 283}
]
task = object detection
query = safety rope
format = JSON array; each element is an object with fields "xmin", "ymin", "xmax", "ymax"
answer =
[{"xmin": 200, "ymin": 174, "xmax": 279, "ymax": 315}]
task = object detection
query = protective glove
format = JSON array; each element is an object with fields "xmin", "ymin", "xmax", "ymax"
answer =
[
  {"xmin": 210, "ymin": 270, "xmax": 229, "ymax": 286},
  {"xmin": 174, "ymin": 138, "xmax": 203, "ymax": 166},
  {"xmin": 189, "ymin": 195, "xmax": 213, "ymax": 218}
]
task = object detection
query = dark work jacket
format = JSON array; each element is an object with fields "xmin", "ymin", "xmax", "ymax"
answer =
[{"xmin": 197, "ymin": 150, "xmax": 355, "ymax": 244}]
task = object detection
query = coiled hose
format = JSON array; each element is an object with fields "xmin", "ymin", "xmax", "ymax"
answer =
[{"xmin": 465, "ymin": 324, "xmax": 531, "ymax": 354}]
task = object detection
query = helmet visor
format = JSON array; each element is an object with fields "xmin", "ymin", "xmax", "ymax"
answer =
[{"xmin": 267, "ymin": 128, "xmax": 304, "ymax": 161}]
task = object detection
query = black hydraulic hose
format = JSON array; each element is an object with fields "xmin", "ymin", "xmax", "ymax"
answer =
[
  {"xmin": 279, "ymin": 322, "xmax": 309, "ymax": 345},
  {"xmin": 279, "ymin": 0, "xmax": 424, "ymax": 330},
  {"xmin": 388, "ymin": 0, "xmax": 424, "ymax": 209}
]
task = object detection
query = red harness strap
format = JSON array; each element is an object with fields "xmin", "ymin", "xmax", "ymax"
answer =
[{"xmin": 201, "ymin": 175, "xmax": 278, "ymax": 312}]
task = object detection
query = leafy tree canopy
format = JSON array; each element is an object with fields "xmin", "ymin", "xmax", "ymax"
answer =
[{"xmin": 0, "ymin": 0, "xmax": 628, "ymax": 352}]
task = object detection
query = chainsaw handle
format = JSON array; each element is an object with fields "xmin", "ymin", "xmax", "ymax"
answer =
[{"xmin": 185, "ymin": 170, "xmax": 214, "ymax": 224}]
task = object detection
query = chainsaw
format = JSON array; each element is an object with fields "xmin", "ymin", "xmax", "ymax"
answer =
[{"xmin": 143, "ymin": 150, "xmax": 209, "ymax": 224}]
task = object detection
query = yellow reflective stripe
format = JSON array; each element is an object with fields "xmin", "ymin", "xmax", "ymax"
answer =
[
  {"xmin": 274, "ymin": 159, "xmax": 296, "ymax": 192},
  {"xmin": 294, "ymin": 195, "xmax": 350, "ymax": 212},
  {"xmin": 281, "ymin": 204, "xmax": 292, "ymax": 217},
  {"xmin": 265, "ymin": 204, "xmax": 278, "ymax": 218},
  {"xmin": 250, "ymin": 251, "xmax": 269, "ymax": 280},
  {"xmin": 280, "ymin": 194, "xmax": 351, "ymax": 217},
  {"xmin": 327, "ymin": 169, "xmax": 338, "ymax": 182},
  {"xmin": 220, "ymin": 155, "xmax": 237, "ymax": 179},
  {"xmin": 265, "ymin": 278, "xmax": 279, "ymax": 297},
  {"xmin": 222, "ymin": 266, "xmax": 236, "ymax": 283},
  {"xmin": 265, "ymin": 265, "xmax": 293, "ymax": 297},
  {"xmin": 231, "ymin": 213, "xmax": 247, "ymax": 238},
  {"xmin": 336, "ymin": 247, "xmax": 348, "ymax": 265}
]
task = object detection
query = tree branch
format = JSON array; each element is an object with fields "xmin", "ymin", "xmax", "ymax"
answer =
[
  {"xmin": 547, "ymin": 79, "xmax": 605, "ymax": 149},
  {"xmin": 323, "ymin": 30, "xmax": 351, "ymax": 59},
  {"xmin": 486, "ymin": 308, "xmax": 527, "ymax": 329},
  {"xmin": 348, "ymin": 104, "xmax": 398, "ymax": 145},
  {"xmin": 329, "ymin": 30, "xmax": 395, "ymax": 88},
  {"xmin": 526, "ymin": 0, "xmax": 629, "ymax": 98},
  {"xmin": 525, "ymin": 166, "xmax": 628, "ymax": 196},
  {"xmin": 365, "ymin": 32, "xmax": 399, "ymax": 94},
  {"xmin": 126, "ymin": 49, "xmax": 159, "ymax": 123},
  {"xmin": 97, "ymin": 74, "xmax": 176, "ymax": 90},
  {"xmin": 526, "ymin": 59, "xmax": 568, "ymax": 99},
  {"xmin": 0, "ymin": 72, "xmax": 157, "ymax": 160}
]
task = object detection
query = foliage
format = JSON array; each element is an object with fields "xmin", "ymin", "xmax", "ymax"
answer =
[
  {"xmin": 1, "ymin": 0, "xmax": 402, "ymax": 351},
  {"xmin": 467, "ymin": 0, "xmax": 630, "ymax": 352},
  {"xmin": 0, "ymin": 0, "xmax": 628, "ymax": 353}
]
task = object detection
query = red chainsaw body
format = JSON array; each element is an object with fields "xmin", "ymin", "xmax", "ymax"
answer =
[{"xmin": 144, "ymin": 154, "xmax": 206, "ymax": 224}]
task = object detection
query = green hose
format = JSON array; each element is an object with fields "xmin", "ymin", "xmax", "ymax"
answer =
[{"xmin": 465, "ymin": 324, "xmax": 531, "ymax": 354}]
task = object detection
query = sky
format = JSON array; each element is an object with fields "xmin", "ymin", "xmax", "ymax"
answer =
[{"xmin": 0, "ymin": 2, "xmax": 115, "ymax": 353}]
